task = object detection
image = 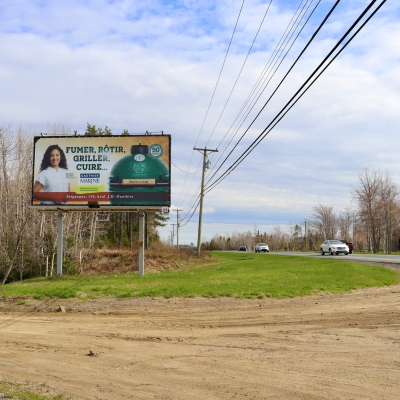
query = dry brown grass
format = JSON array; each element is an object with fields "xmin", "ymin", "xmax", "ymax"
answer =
[{"xmin": 81, "ymin": 246, "xmax": 211, "ymax": 275}]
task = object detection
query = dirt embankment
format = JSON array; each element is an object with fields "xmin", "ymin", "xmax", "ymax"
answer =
[
  {"xmin": 1, "ymin": 252, "xmax": 400, "ymax": 399},
  {"xmin": 1, "ymin": 283, "xmax": 400, "ymax": 400},
  {"xmin": 81, "ymin": 247, "xmax": 212, "ymax": 275}
]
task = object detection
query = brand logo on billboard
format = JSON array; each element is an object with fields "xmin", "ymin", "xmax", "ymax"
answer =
[
  {"xmin": 80, "ymin": 173, "xmax": 101, "ymax": 184},
  {"xmin": 149, "ymin": 144, "xmax": 163, "ymax": 158}
]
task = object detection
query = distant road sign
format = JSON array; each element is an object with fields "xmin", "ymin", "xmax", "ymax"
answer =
[{"xmin": 96, "ymin": 213, "xmax": 110, "ymax": 222}]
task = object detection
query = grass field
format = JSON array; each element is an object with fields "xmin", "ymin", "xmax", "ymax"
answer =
[{"xmin": 1, "ymin": 252, "xmax": 398, "ymax": 301}]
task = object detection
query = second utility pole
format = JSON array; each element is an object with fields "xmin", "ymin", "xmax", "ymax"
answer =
[
  {"xmin": 172, "ymin": 209, "xmax": 183, "ymax": 248},
  {"xmin": 194, "ymin": 146, "xmax": 218, "ymax": 256}
]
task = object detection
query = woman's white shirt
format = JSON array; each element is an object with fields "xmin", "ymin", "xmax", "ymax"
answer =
[{"xmin": 36, "ymin": 167, "xmax": 71, "ymax": 192}]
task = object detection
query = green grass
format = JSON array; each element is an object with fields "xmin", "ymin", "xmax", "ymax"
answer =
[
  {"xmin": 0, "ymin": 379, "xmax": 70, "ymax": 400},
  {"xmin": 1, "ymin": 253, "xmax": 399, "ymax": 300}
]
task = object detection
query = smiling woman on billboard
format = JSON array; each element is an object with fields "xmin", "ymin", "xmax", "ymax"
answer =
[{"xmin": 33, "ymin": 145, "xmax": 71, "ymax": 204}]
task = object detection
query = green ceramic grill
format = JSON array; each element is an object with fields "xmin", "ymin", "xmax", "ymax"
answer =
[{"xmin": 109, "ymin": 143, "xmax": 169, "ymax": 205}]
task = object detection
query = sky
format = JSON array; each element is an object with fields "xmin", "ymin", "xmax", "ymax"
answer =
[{"xmin": 1, "ymin": 0, "xmax": 399, "ymax": 245}]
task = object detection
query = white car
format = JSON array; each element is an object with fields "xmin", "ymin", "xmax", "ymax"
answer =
[
  {"xmin": 320, "ymin": 240, "xmax": 349, "ymax": 256},
  {"xmin": 255, "ymin": 243, "xmax": 269, "ymax": 253}
]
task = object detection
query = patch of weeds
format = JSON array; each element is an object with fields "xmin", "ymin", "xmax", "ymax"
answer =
[
  {"xmin": 56, "ymin": 289, "xmax": 76, "ymax": 299},
  {"xmin": 0, "ymin": 379, "xmax": 71, "ymax": 399},
  {"xmin": 117, "ymin": 292, "xmax": 132, "ymax": 300}
]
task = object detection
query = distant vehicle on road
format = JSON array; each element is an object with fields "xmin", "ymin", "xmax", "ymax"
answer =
[
  {"xmin": 320, "ymin": 240, "xmax": 349, "ymax": 256},
  {"xmin": 339, "ymin": 239, "xmax": 354, "ymax": 254},
  {"xmin": 255, "ymin": 243, "xmax": 269, "ymax": 253},
  {"xmin": 238, "ymin": 246, "xmax": 247, "ymax": 251}
]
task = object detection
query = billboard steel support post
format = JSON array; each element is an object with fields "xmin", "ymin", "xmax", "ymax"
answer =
[
  {"xmin": 57, "ymin": 210, "xmax": 64, "ymax": 276},
  {"xmin": 194, "ymin": 147, "xmax": 218, "ymax": 256},
  {"xmin": 139, "ymin": 211, "xmax": 145, "ymax": 276}
]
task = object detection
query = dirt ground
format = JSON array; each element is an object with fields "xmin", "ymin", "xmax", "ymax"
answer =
[{"xmin": 1, "ymin": 280, "xmax": 400, "ymax": 400}]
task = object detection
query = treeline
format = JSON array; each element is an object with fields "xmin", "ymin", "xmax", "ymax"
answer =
[
  {"xmin": 203, "ymin": 225, "xmax": 322, "ymax": 252},
  {"xmin": 0, "ymin": 125, "xmax": 167, "ymax": 284},
  {"xmin": 204, "ymin": 169, "xmax": 400, "ymax": 254}
]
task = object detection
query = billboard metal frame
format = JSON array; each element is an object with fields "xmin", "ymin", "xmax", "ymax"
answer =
[{"xmin": 30, "ymin": 134, "xmax": 171, "ymax": 277}]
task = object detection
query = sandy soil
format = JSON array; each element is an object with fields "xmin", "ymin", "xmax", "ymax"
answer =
[{"xmin": 0, "ymin": 283, "xmax": 400, "ymax": 400}]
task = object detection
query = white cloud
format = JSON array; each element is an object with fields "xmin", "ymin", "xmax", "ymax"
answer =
[{"xmin": 1, "ymin": 0, "xmax": 399, "ymax": 244}]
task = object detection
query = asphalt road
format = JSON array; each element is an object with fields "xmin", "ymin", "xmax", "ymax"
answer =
[{"xmin": 250, "ymin": 251, "xmax": 400, "ymax": 264}]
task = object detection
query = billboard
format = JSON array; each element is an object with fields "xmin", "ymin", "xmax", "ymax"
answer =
[{"xmin": 32, "ymin": 135, "xmax": 171, "ymax": 207}]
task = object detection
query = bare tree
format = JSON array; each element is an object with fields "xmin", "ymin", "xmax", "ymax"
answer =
[
  {"xmin": 378, "ymin": 172, "xmax": 398, "ymax": 253},
  {"xmin": 351, "ymin": 169, "xmax": 399, "ymax": 253},
  {"xmin": 0, "ymin": 126, "xmax": 34, "ymax": 283},
  {"xmin": 309, "ymin": 204, "xmax": 338, "ymax": 240},
  {"xmin": 337, "ymin": 208, "xmax": 354, "ymax": 240}
]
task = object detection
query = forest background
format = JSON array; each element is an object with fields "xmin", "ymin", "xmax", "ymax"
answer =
[
  {"xmin": 0, "ymin": 124, "xmax": 168, "ymax": 284},
  {"xmin": 1, "ymin": 124, "xmax": 399, "ymax": 284}
]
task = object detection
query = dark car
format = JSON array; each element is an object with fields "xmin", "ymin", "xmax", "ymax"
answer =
[
  {"xmin": 339, "ymin": 239, "xmax": 354, "ymax": 254},
  {"xmin": 238, "ymin": 246, "xmax": 247, "ymax": 251}
]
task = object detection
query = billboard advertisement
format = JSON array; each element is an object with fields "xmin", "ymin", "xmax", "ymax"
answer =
[{"xmin": 32, "ymin": 135, "xmax": 170, "ymax": 207}]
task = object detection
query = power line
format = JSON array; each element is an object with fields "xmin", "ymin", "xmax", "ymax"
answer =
[
  {"xmin": 208, "ymin": 0, "xmax": 319, "ymax": 178},
  {"xmin": 179, "ymin": 0, "xmax": 315, "ymax": 219},
  {"xmin": 209, "ymin": 0, "xmax": 315, "ymax": 166},
  {"xmin": 180, "ymin": 0, "xmax": 385, "ymax": 229},
  {"xmin": 171, "ymin": 162, "xmax": 201, "ymax": 174},
  {"xmin": 176, "ymin": 0, "xmax": 246, "ymax": 207},
  {"xmin": 178, "ymin": 0, "xmax": 273, "ymax": 215},
  {"xmin": 206, "ymin": 0, "xmax": 334, "ymax": 187},
  {"xmin": 181, "ymin": 221, "xmax": 293, "ymax": 226},
  {"xmin": 205, "ymin": 0, "xmax": 385, "ymax": 194},
  {"xmin": 181, "ymin": 0, "xmax": 326, "ymax": 225},
  {"xmin": 179, "ymin": 199, "xmax": 200, "ymax": 227},
  {"xmin": 204, "ymin": 0, "xmax": 273, "ymax": 148},
  {"xmin": 193, "ymin": 0, "xmax": 246, "ymax": 146}
]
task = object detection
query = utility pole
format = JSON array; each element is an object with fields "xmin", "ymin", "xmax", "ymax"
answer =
[
  {"xmin": 304, "ymin": 220, "xmax": 307, "ymax": 252},
  {"xmin": 172, "ymin": 209, "xmax": 183, "ymax": 248},
  {"xmin": 194, "ymin": 147, "xmax": 218, "ymax": 256},
  {"xmin": 170, "ymin": 223, "xmax": 176, "ymax": 247}
]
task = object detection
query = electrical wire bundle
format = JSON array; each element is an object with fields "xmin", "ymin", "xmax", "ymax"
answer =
[{"xmin": 176, "ymin": 0, "xmax": 387, "ymax": 228}]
